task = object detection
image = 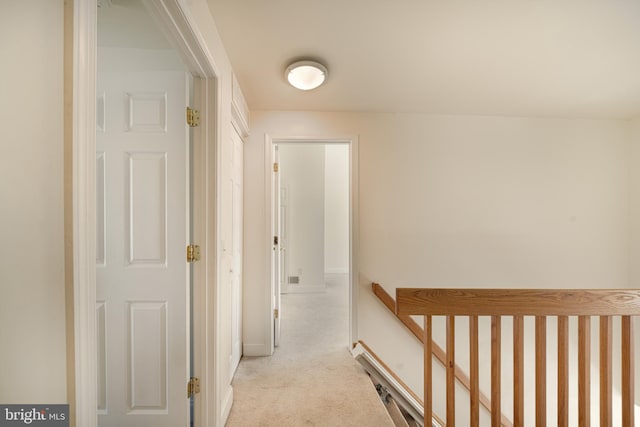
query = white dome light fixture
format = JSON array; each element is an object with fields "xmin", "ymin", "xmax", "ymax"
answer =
[{"xmin": 285, "ymin": 60, "xmax": 328, "ymax": 91}]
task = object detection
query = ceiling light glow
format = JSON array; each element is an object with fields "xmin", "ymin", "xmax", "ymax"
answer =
[{"xmin": 285, "ymin": 60, "xmax": 328, "ymax": 91}]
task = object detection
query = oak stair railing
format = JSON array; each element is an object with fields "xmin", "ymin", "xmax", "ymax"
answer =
[
  {"xmin": 373, "ymin": 283, "xmax": 512, "ymax": 427},
  {"xmin": 396, "ymin": 288, "xmax": 640, "ymax": 427}
]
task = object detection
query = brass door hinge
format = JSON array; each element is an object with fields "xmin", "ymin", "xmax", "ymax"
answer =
[
  {"xmin": 187, "ymin": 377, "xmax": 200, "ymax": 398},
  {"xmin": 273, "ymin": 236, "xmax": 279, "ymax": 245},
  {"xmin": 274, "ymin": 308, "xmax": 279, "ymax": 319},
  {"xmin": 187, "ymin": 244, "xmax": 200, "ymax": 263},
  {"xmin": 186, "ymin": 107, "xmax": 200, "ymax": 127},
  {"xmin": 273, "ymin": 162, "xmax": 279, "ymax": 172}
]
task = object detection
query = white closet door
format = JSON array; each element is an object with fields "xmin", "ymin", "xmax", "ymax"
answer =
[{"xmin": 96, "ymin": 70, "xmax": 190, "ymax": 427}]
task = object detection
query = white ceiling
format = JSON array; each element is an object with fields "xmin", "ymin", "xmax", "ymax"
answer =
[{"xmin": 207, "ymin": 0, "xmax": 640, "ymax": 119}]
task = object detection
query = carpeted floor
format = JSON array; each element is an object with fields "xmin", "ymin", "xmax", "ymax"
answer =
[{"xmin": 225, "ymin": 279, "xmax": 393, "ymax": 426}]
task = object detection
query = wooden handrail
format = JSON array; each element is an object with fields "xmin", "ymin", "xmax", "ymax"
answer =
[
  {"xmin": 396, "ymin": 288, "xmax": 640, "ymax": 316},
  {"xmin": 372, "ymin": 283, "xmax": 512, "ymax": 427},
  {"xmin": 396, "ymin": 287, "xmax": 639, "ymax": 427}
]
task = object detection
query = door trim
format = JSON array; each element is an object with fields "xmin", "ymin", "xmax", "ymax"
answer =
[
  {"xmin": 66, "ymin": 2, "xmax": 98, "ymax": 426},
  {"xmin": 264, "ymin": 135, "xmax": 359, "ymax": 354},
  {"xmin": 68, "ymin": 1, "xmax": 222, "ymax": 426}
]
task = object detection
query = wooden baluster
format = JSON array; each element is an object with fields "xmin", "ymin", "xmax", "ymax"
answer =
[
  {"xmin": 392, "ymin": 287, "xmax": 640, "ymax": 427},
  {"xmin": 558, "ymin": 316, "xmax": 568, "ymax": 427},
  {"xmin": 424, "ymin": 315, "xmax": 432, "ymax": 427},
  {"xmin": 578, "ymin": 316, "xmax": 590, "ymax": 427},
  {"xmin": 383, "ymin": 283, "xmax": 504, "ymax": 425},
  {"xmin": 621, "ymin": 316, "xmax": 634, "ymax": 427},
  {"xmin": 491, "ymin": 316, "xmax": 501, "ymax": 427},
  {"xmin": 599, "ymin": 316, "xmax": 612, "ymax": 427},
  {"xmin": 470, "ymin": 315, "xmax": 479, "ymax": 427},
  {"xmin": 513, "ymin": 315, "xmax": 524, "ymax": 427},
  {"xmin": 536, "ymin": 316, "xmax": 547, "ymax": 427},
  {"xmin": 446, "ymin": 316, "xmax": 455, "ymax": 425}
]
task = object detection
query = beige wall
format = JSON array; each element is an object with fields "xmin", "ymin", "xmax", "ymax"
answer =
[
  {"xmin": 278, "ymin": 144, "xmax": 327, "ymax": 290},
  {"xmin": 0, "ymin": 0, "xmax": 67, "ymax": 402},
  {"xmin": 324, "ymin": 144, "xmax": 350, "ymax": 275},
  {"xmin": 630, "ymin": 118, "xmax": 640, "ymax": 287},
  {"xmin": 244, "ymin": 110, "xmax": 632, "ymax": 399}
]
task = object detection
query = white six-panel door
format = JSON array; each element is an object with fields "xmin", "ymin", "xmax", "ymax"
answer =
[{"xmin": 96, "ymin": 70, "xmax": 189, "ymax": 427}]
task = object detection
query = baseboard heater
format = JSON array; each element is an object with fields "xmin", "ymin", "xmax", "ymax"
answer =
[{"xmin": 352, "ymin": 341, "xmax": 441, "ymax": 427}]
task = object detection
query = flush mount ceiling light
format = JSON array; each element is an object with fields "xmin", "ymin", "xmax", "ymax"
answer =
[{"xmin": 285, "ymin": 60, "xmax": 328, "ymax": 91}]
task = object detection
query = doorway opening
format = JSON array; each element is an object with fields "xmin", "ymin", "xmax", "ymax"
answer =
[
  {"xmin": 269, "ymin": 138, "xmax": 358, "ymax": 353},
  {"xmin": 72, "ymin": 0, "xmax": 223, "ymax": 425},
  {"xmin": 96, "ymin": 2, "xmax": 194, "ymax": 425}
]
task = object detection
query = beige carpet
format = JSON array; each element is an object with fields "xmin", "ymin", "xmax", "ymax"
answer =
[{"xmin": 225, "ymin": 279, "xmax": 394, "ymax": 427}]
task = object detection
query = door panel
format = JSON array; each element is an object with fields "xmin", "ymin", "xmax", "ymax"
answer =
[
  {"xmin": 96, "ymin": 70, "xmax": 189, "ymax": 427},
  {"xmin": 279, "ymin": 187, "xmax": 287, "ymax": 293},
  {"xmin": 127, "ymin": 152, "xmax": 167, "ymax": 264},
  {"xmin": 96, "ymin": 301, "xmax": 107, "ymax": 414},
  {"xmin": 230, "ymin": 128, "xmax": 243, "ymax": 376},
  {"xmin": 128, "ymin": 301, "xmax": 168, "ymax": 413},
  {"xmin": 96, "ymin": 152, "xmax": 106, "ymax": 266}
]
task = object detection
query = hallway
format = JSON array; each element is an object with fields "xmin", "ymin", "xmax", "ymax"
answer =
[{"xmin": 225, "ymin": 280, "xmax": 393, "ymax": 426}]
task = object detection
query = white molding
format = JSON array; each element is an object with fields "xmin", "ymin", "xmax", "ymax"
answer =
[
  {"xmin": 242, "ymin": 343, "xmax": 271, "ymax": 357},
  {"xmin": 190, "ymin": 76, "xmax": 210, "ymax": 427},
  {"xmin": 142, "ymin": 0, "xmax": 218, "ymax": 78},
  {"xmin": 231, "ymin": 73, "xmax": 249, "ymax": 138},
  {"xmin": 220, "ymin": 385, "xmax": 234, "ymax": 423},
  {"xmin": 70, "ymin": 0, "xmax": 98, "ymax": 426},
  {"xmin": 349, "ymin": 137, "xmax": 360, "ymax": 346},
  {"xmin": 325, "ymin": 269, "xmax": 349, "ymax": 275},
  {"xmin": 282, "ymin": 285, "xmax": 327, "ymax": 294},
  {"xmin": 264, "ymin": 134, "xmax": 276, "ymax": 356},
  {"xmin": 264, "ymin": 136, "xmax": 360, "ymax": 350}
]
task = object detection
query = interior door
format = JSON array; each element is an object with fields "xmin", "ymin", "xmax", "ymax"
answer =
[
  {"xmin": 96, "ymin": 70, "xmax": 190, "ymax": 427},
  {"xmin": 229, "ymin": 128, "xmax": 243, "ymax": 376},
  {"xmin": 279, "ymin": 185, "xmax": 288, "ymax": 294},
  {"xmin": 272, "ymin": 145, "xmax": 282, "ymax": 347}
]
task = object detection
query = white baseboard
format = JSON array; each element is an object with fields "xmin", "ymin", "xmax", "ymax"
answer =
[
  {"xmin": 325, "ymin": 268, "xmax": 349, "ymax": 275},
  {"xmin": 220, "ymin": 385, "xmax": 233, "ymax": 425},
  {"xmin": 243, "ymin": 343, "xmax": 271, "ymax": 357},
  {"xmin": 283, "ymin": 284, "xmax": 326, "ymax": 293}
]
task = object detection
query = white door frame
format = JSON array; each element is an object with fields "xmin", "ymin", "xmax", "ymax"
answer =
[
  {"xmin": 69, "ymin": 1, "xmax": 223, "ymax": 425},
  {"xmin": 264, "ymin": 135, "xmax": 359, "ymax": 354},
  {"xmin": 271, "ymin": 144, "xmax": 281, "ymax": 347}
]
